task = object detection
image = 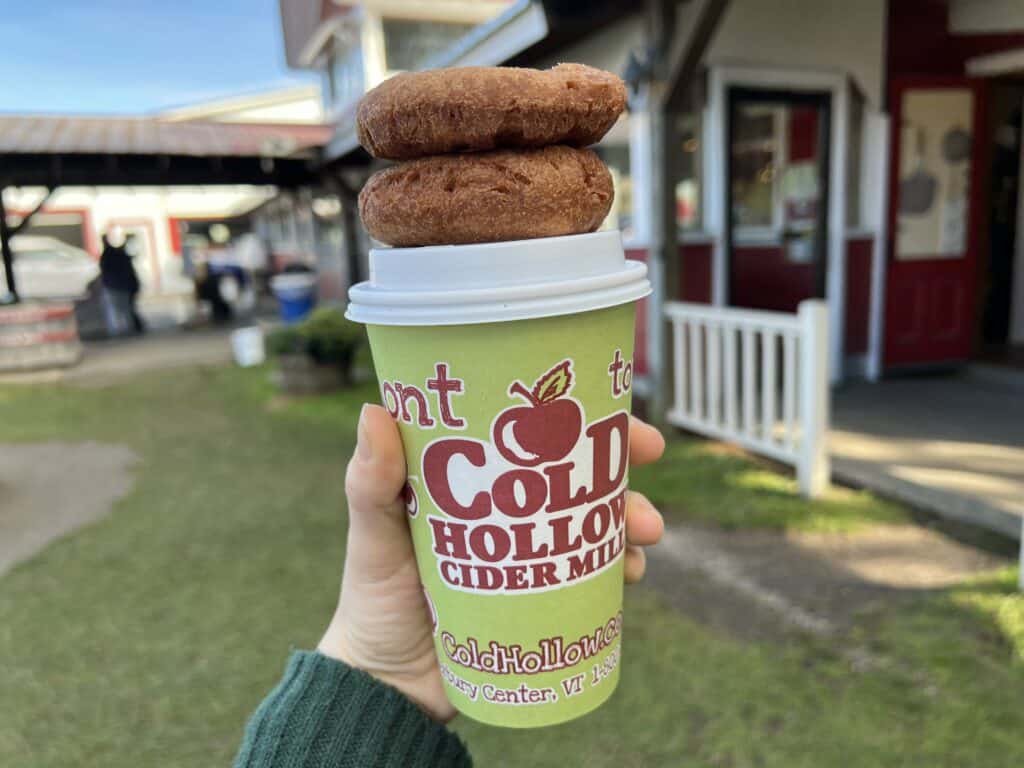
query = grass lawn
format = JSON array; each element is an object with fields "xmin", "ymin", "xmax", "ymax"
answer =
[
  {"xmin": 632, "ymin": 437, "xmax": 908, "ymax": 533},
  {"xmin": 1, "ymin": 364, "xmax": 1022, "ymax": 767}
]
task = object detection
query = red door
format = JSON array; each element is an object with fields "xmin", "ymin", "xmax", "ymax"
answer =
[{"xmin": 885, "ymin": 78, "xmax": 985, "ymax": 368}]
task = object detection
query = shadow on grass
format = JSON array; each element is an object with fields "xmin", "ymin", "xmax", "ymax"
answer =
[
  {"xmin": 632, "ymin": 436, "xmax": 907, "ymax": 533},
  {"xmin": 940, "ymin": 567, "xmax": 1024, "ymax": 664},
  {"xmin": 457, "ymin": 570, "xmax": 1024, "ymax": 768}
]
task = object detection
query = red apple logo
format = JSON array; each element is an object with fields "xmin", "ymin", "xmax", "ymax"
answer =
[{"xmin": 493, "ymin": 359, "xmax": 583, "ymax": 467}]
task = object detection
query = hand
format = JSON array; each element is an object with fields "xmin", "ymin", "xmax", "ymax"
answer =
[{"xmin": 319, "ymin": 404, "xmax": 666, "ymax": 722}]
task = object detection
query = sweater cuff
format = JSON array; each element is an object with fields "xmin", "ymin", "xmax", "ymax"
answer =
[{"xmin": 234, "ymin": 651, "xmax": 472, "ymax": 768}]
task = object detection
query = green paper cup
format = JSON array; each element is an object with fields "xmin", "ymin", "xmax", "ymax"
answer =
[{"xmin": 347, "ymin": 231, "xmax": 650, "ymax": 727}]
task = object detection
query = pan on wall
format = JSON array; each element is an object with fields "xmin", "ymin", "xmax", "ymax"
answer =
[{"xmin": 899, "ymin": 126, "xmax": 938, "ymax": 216}]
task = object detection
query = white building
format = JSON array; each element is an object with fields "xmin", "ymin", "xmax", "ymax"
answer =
[{"xmin": 3, "ymin": 85, "xmax": 325, "ymax": 308}]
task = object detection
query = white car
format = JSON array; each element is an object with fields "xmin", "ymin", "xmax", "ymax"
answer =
[{"xmin": 1, "ymin": 235, "xmax": 100, "ymax": 300}]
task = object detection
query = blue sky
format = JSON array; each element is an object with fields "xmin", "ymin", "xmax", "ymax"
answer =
[{"xmin": 0, "ymin": 0, "xmax": 317, "ymax": 115}]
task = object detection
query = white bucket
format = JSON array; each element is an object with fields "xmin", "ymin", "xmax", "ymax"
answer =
[
  {"xmin": 230, "ymin": 326, "xmax": 265, "ymax": 367},
  {"xmin": 345, "ymin": 230, "xmax": 650, "ymax": 326},
  {"xmin": 269, "ymin": 273, "xmax": 317, "ymax": 300}
]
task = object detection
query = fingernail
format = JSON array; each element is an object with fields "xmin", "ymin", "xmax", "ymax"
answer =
[{"xmin": 356, "ymin": 404, "xmax": 374, "ymax": 462}]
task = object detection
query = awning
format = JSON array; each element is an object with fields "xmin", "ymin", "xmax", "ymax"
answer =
[{"xmin": 0, "ymin": 116, "xmax": 334, "ymax": 187}]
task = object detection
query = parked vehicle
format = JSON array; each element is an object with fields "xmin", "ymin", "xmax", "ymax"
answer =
[{"xmin": 1, "ymin": 235, "xmax": 99, "ymax": 300}]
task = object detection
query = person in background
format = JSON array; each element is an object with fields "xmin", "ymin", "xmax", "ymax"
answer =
[
  {"xmin": 233, "ymin": 405, "xmax": 666, "ymax": 768},
  {"xmin": 99, "ymin": 227, "xmax": 144, "ymax": 335},
  {"xmin": 193, "ymin": 260, "xmax": 233, "ymax": 324}
]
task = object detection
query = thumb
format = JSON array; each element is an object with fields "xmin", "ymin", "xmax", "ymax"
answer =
[{"xmin": 344, "ymin": 404, "xmax": 413, "ymax": 574}]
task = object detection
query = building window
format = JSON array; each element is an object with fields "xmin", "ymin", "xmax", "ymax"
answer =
[
  {"xmin": 594, "ymin": 142, "xmax": 632, "ymax": 238},
  {"xmin": 381, "ymin": 18, "xmax": 475, "ymax": 72},
  {"xmin": 729, "ymin": 102, "xmax": 826, "ymax": 240},
  {"xmin": 895, "ymin": 88, "xmax": 974, "ymax": 260},
  {"xmin": 15, "ymin": 212, "xmax": 87, "ymax": 250},
  {"xmin": 676, "ymin": 114, "xmax": 702, "ymax": 232},
  {"xmin": 730, "ymin": 105, "xmax": 780, "ymax": 230},
  {"xmin": 595, "ymin": 112, "xmax": 702, "ymax": 241},
  {"xmin": 325, "ymin": 40, "xmax": 364, "ymax": 113}
]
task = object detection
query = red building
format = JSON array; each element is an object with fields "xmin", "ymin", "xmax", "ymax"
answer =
[{"xmin": 282, "ymin": 0, "xmax": 1024, "ymax": 384}]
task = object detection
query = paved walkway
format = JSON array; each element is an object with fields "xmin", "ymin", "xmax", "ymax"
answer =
[
  {"xmin": 0, "ymin": 442, "xmax": 139, "ymax": 576},
  {"xmin": 646, "ymin": 521, "xmax": 1011, "ymax": 643},
  {"xmin": 832, "ymin": 374, "xmax": 1024, "ymax": 540},
  {"xmin": 0, "ymin": 328, "xmax": 235, "ymax": 387}
]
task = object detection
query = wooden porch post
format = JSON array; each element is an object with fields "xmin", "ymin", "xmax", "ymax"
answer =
[
  {"xmin": 645, "ymin": 0, "xmax": 731, "ymax": 424},
  {"xmin": 0, "ymin": 190, "xmax": 17, "ymax": 303},
  {"xmin": 332, "ymin": 176, "xmax": 364, "ymax": 288}
]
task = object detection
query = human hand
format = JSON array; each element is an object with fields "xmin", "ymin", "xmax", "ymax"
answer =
[{"xmin": 318, "ymin": 404, "xmax": 666, "ymax": 722}]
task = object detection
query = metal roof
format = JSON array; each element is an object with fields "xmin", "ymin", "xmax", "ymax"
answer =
[{"xmin": 0, "ymin": 116, "xmax": 333, "ymax": 158}]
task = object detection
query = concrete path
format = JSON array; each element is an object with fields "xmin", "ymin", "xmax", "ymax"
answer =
[
  {"xmin": 831, "ymin": 374, "xmax": 1024, "ymax": 540},
  {"xmin": 645, "ymin": 521, "xmax": 1011, "ymax": 643},
  {"xmin": 0, "ymin": 328, "xmax": 235, "ymax": 388},
  {"xmin": 0, "ymin": 442, "xmax": 139, "ymax": 576}
]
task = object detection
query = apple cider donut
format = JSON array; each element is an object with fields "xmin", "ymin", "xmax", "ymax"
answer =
[
  {"xmin": 358, "ymin": 145, "xmax": 613, "ymax": 247},
  {"xmin": 356, "ymin": 64, "xmax": 627, "ymax": 160}
]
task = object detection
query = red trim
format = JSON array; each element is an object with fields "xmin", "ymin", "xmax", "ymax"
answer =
[
  {"xmin": 788, "ymin": 107, "xmax": 819, "ymax": 163},
  {"xmin": 844, "ymin": 238, "xmax": 873, "ymax": 355},
  {"xmin": 625, "ymin": 244, "xmax": 713, "ymax": 378},
  {"xmin": 0, "ymin": 303, "xmax": 74, "ymax": 323},
  {"xmin": 679, "ymin": 243, "xmax": 713, "ymax": 303},
  {"xmin": 730, "ymin": 246, "xmax": 815, "ymax": 313},
  {"xmin": 888, "ymin": 0, "xmax": 1024, "ymax": 80},
  {"xmin": 167, "ymin": 217, "xmax": 183, "ymax": 256},
  {"xmin": 80, "ymin": 208, "xmax": 99, "ymax": 256},
  {"xmin": 0, "ymin": 328, "xmax": 78, "ymax": 348}
]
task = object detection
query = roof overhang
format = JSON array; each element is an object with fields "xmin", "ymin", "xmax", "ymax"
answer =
[
  {"xmin": 0, "ymin": 117, "xmax": 333, "ymax": 188},
  {"xmin": 280, "ymin": 0, "xmax": 328, "ymax": 68},
  {"xmin": 0, "ymin": 153, "xmax": 320, "ymax": 188},
  {"xmin": 505, "ymin": 0, "xmax": 636, "ymax": 68},
  {"xmin": 324, "ymin": 0, "xmax": 548, "ymax": 162},
  {"xmin": 297, "ymin": 12, "xmax": 362, "ymax": 67}
]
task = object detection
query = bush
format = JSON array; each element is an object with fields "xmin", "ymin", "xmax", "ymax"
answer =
[
  {"xmin": 264, "ymin": 324, "xmax": 305, "ymax": 357},
  {"xmin": 301, "ymin": 308, "xmax": 364, "ymax": 367},
  {"xmin": 265, "ymin": 308, "xmax": 366, "ymax": 384}
]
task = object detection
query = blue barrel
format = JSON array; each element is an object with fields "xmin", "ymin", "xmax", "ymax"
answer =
[{"xmin": 270, "ymin": 274, "xmax": 317, "ymax": 324}]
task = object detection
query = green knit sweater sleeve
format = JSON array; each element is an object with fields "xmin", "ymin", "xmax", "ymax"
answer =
[{"xmin": 233, "ymin": 651, "xmax": 472, "ymax": 768}]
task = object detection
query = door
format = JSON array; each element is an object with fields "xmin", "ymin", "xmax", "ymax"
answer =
[
  {"xmin": 725, "ymin": 88, "xmax": 831, "ymax": 311},
  {"xmin": 885, "ymin": 78, "xmax": 984, "ymax": 367}
]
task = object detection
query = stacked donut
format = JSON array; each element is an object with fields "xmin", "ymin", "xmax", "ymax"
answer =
[{"xmin": 355, "ymin": 64, "xmax": 627, "ymax": 247}]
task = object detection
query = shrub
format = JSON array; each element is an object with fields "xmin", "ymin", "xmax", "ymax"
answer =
[
  {"xmin": 266, "ymin": 307, "xmax": 366, "ymax": 384},
  {"xmin": 264, "ymin": 324, "xmax": 305, "ymax": 357},
  {"xmin": 301, "ymin": 308, "xmax": 364, "ymax": 367}
]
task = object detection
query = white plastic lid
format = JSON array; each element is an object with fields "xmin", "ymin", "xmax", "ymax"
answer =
[{"xmin": 345, "ymin": 230, "xmax": 650, "ymax": 326}]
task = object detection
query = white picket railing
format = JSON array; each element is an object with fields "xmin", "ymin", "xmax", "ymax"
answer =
[{"xmin": 664, "ymin": 300, "xmax": 830, "ymax": 498}]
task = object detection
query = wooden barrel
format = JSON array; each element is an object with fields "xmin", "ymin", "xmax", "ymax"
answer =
[{"xmin": 0, "ymin": 302, "xmax": 83, "ymax": 372}]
